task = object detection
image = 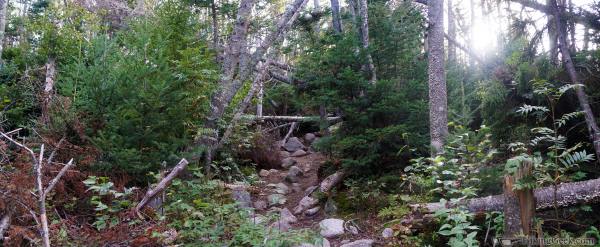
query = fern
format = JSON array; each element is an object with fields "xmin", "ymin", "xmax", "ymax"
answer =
[
  {"xmin": 517, "ymin": 104, "xmax": 549, "ymax": 115},
  {"xmin": 556, "ymin": 111, "xmax": 584, "ymax": 128},
  {"xmin": 559, "ymin": 150, "xmax": 595, "ymax": 167}
]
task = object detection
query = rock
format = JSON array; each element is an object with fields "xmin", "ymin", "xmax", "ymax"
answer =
[
  {"xmin": 253, "ymin": 200, "xmax": 267, "ymax": 210},
  {"xmin": 294, "ymin": 239, "xmax": 330, "ymax": 247},
  {"xmin": 341, "ymin": 240, "xmax": 350, "ymax": 244},
  {"xmin": 304, "ymin": 186, "xmax": 318, "ymax": 196},
  {"xmin": 280, "ymin": 151, "xmax": 291, "ymax": 158},
  {"xmin": 319, "ymin": 218, "xmax": 345, "ymax": 238},
  {"xmin": 285, "ymin": 166, "xmax": 304, "ymax": 183},
  {"xmin": 305, "ymin": 206, "xmax": 320, "ymax": 216},
  {"xmin": 323, "ymin": 238, "xmax": 331, "ymax": 247},
  {"xmin": 268, "ymin": 169, "xmax": 279, "ymax": 174},
  {"xmin": 291, "ymin": 183, "xmax": 303, "ymax": 193},
  {"xmin": 283, "ymin": 137, "xmax": 306, "ymax": 152},
  {"xmin": 268, "ymin": 194, "xmax": 287, "ymax": 206},
  {"xmin": 279, "ymin": 208, "xmax": 297, "ymax": 223},
  {"xmin": 348, "ymin": 226, "xmax": 359, "ymax": 235},
  {"xmin": 294, "ymin": 196, "xmax": 319, "ymax": 214},
  {"xmin": 268, "ymin": 183, "xmax": 290, "ymax": 195},
  {"xmin": 339, "ymin": 239, "xmax": 374, "ymax": 247},
  {"xmin": 270, "ymin": 219, "xmax": 292, "ymax": 232},
  {"xmin": 232, "ymin": 189, "xmax": 252, "ymax": 208},
  {"xmin": 251, "ymin": 214, "xmax": 267, "ymax": 224},
  {"xmin": 281, "ymin": 157, "xmax": 297, "ymax": 168},
  {"xmin": 382, "ymin": 228, "xmax": 394, "ymax": 239},
  {"xmin": 304, "ymin": 133, "xmax": 317, "ymax": 143},
  {"xmin": 290, "ymin": 149, "xmax": 308, "ymax": 157},
  {"xmin": 259, "ymin": 169, "xmax": 270, "ymax": 177}
]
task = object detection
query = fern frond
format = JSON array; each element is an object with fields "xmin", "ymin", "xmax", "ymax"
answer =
[
  {"xmin": 555, "ymin": 111, "xmax": 583, "ymax": 128},
  {"xmin": 517, "ymin": 104, "xmax": 549, "ymax": 115},
  {"xmin": 559, "ymin": 150, "xmax": 595, "ymax": 167}
]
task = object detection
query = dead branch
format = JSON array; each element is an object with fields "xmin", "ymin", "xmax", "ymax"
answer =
[
  {"xmin": 282, "ymin": 122, "xmax": 297, "ymax": 143},
  {"xmin": 319, "ymin": 169, "xmax": 347, "ymax": 193},
  {"xmin": 242, "ymin": 115, "xmax": 342, "ymax": 122},
  {"xmin": 44, "ymin": 159, "xmax": 74, "ymax": 196},
  {"xmin": 135, "ymin": 158, "xmax": 189, "ymax": 218}
]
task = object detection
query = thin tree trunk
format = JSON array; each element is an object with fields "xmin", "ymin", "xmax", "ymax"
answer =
[
  {"xmin": 313, "ymin": 0, "xmax": 320, "ymax": 33},
  {"xmin": 469, "ymin": 0, "xmax": 475, "ymax": 67},
  {"xmin": 427, "ymin": 0, "xmax": 448, "ymax": 154},
  {"xmin": 567, "ymin": 0, "xmax": 576, "ymax": 52},
  {"xmin": 41, "ymin": 57, "xmax": 56, "ymax": 125},
  {"xmin": 358, "ymin": 0, "xmax": 376, "ymax": 84},
  {"xmin": 550, "ymin": 0, "xmax": 600, "ymax": 161},
  {"xmin": 583, "ymin": 27, "xmax": 590, "ymax": 51},
  {"xmin": 211, "ymin": 0, "xmax": 220, "ymax": 52},
  {"xmin": 447, "ymin": 0, "xmax": 456, "ymax": 63},
  {"xmin": 0, "ymin": 0, "xmax": 8, "ymax": 62},
  {"xmin": 330, "ymin": 0, "xmax": 342, "ymax": 34}
]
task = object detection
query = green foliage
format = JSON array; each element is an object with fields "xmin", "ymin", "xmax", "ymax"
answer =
[
  {"xmin": 83, "ymin": 176, "xmax": 136, "ymax": 230},
  {"xmin": 57, "ymin": 1, "xmax": 218, "ymax": 176},
  {"xmin": 434, "ymin": 200, "xmax": 480, "ymax": 247}
]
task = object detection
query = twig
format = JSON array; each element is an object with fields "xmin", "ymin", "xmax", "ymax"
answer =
[
  {"xmin": 47, "ymin": 135, "xmax": 66, "ymax": 165},
  {"xmin": 263, "ymin": 122, "xmax": 294, "ymax": 133},
  {"xmin": 282, "ymin": 122, "xmax": 297, "ymax": 143},
  {"xmin": 44, "ymin": 159, "xmax": 74, "ymax": 196}
]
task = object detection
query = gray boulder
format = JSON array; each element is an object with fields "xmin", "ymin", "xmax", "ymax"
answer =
[
  {"xmin": 280, "ymin": 151, "xmax": 291, "ymax": 159},
  {"xmin": 339, "ymin": 239, "xmax": 374, "ymax": 247},
  {"xmin": 267, "ymin": 183, "xmax": 290, "ymax": 195},
  {"xmin": 232, "ymin": 189, "xmax": 252, "ymax": 208},
  {"xmin": 283, "ymin": 137, "xmax": 306, "ymax": 152},
  {"xmin": 382, "ymin": 228, "xmax": 394, "ymax": 239},
  {"xmin": 305, "ymin": 206, "xmax": 320, "ymax": 216},
  {"xmin": 291, "ymin": 149, "xmax": 308, "ymax": 157},
  {"xmin": 304, "ymin": 133, "xmax": 317, "ymax": 143},
  {"xmin": 281, "ymin": 157, "xmax": 297, "ymax": 168},
  {"xmin": 293, "ymin": 196, "xmax": 319, "ymax": 214},
  {"xmin": 285, "ymin": 166, "xmax": 304, "ymax": 183},
  {"xmin": 319, "ymin": 218, "xmax": 345, "ymax": 238}
]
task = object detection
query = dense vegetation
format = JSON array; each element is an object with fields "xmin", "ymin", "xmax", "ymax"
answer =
[{"xmin": 1, "ymin": 0, "xmax": 600, "ymax": 246}]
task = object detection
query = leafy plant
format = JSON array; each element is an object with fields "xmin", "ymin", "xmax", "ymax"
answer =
[
  {"xmin": 434, "ymin": 200, "xmax": 480, "ymax": 247},
  {"xmin": 83, "ymin": 176, "xmax": 136, "ymax": 230}
]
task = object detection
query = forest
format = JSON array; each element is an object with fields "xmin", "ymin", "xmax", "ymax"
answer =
[{"xmin": 1, "ymin": 0, "xmax": 600, "ymax": 245}]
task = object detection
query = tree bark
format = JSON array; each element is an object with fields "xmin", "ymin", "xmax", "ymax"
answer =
[
  {"xmin": 547, "ymin": 0, "xmax": 559, "ymax": 64},
  {"xmin": 427, "ymin": 0, "xmax": 448, "ymax": 154},
  {"xmin": 411, "ymin": 177, "xmax": 600, "ymax": 213},
  {"xmin": 41, "ymin": 57, "xmax": 57, "ymax": 125},
  {"xmin": 330, "ymin": 0, "xmax": 342, "ymax": 34},
  {"xmin": 0, "ymin": 0, "xmax": 8, "ymax": 63},
  {"xmin": 447, "ymin": 0, "xmax": 456, "ymax": 63},
  {"xmin": 550, "ymin": 0, "xmax": 600, "ymax": 161},
  {"xmin": 503, "ymin": 175, "xmax": 523, "ymax": 238},
  {"xmin": 211, "ymin": 0, "xmax": 220, "ymax": 52},
  {"xmin": 135, "ymin": 158, "xmax": 189, "ymax": 216},
  {"xmin": 357, "ymin": 0, "xmax": 376, "ymax": 84},
  {"xmin": 511, "ymin": 0, "xmax": 600, "ymax": 31}
]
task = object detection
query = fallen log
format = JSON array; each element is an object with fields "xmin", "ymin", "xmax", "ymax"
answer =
[
  {"xmin": 242, "ymin": 115, "xmax": 341, "ymax": 122},
  {"xmin": 411, "ymin": 178, "xmax": 600, "ymax": 213},
  {"xmin": 135, "ymin": 158, "xmax": 189, "ymax": 217}
]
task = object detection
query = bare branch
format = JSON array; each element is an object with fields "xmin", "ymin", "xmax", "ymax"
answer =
[
  {"xmin": 44, "ymin": 159, "xmax": 75, "ymax": 196},
  {"xmin": 135, "ymin": 158, "xmax": 189, "ymax": 217}
]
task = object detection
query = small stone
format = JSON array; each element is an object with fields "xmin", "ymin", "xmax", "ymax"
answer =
[
  {"xmin": 268, "ymin": 194, "xmax": 287, "ymax": 206},
  {"xmin": 253, "ymin": 200, "xmax": 267, "ymax": 210},
  {"xmin": 232, "ymin": 189, "xmax": 252, "ymax": 208},
  {"xmin": 382, "ymin": 228, "xmax": 394, "ymax": 239},
  {"xmin": 304, "ymin": 133, "xmax": 316, "ymax": 143},
  {"xmin": 348, "ymin": 226, "xmax": 359, "ymax": 235},
  {"xmin": 319, "ymin": 218, "xmax": 345, "ymax": 238},
  {"xmin": 305, "ymin": 206, "xmax": 320, "ymax": 216},
  {"xmin": 267, "ymin": 183, "xmax": 290, "ymax": 195},
  {"xmin": 259, "ymin": 169, "xmax": 270, "ymax": 177},
  {"xmin": 339, "ymin": 239, "xmax": 374, "ymax": 247},
  {"xmin": 280, "ymin": 151, "xmax": 291, "ymax": 158},
  {"xmin": 291, "ymin": 149, "xmax": 308, "ymax": 157},
  {"xmin": 281, "ymin": 157, "xmax": 297, "ymax": 168},
  {"xmin": 270, "ymin": 219, "xmax": 292, "ymax": 232},
  {"xmin": 294, "ymin": 196, "xmax": 319, "ymax": 214},
  {"xmin": 283, "ymin": 137, "xmax": 306, "ymax": 152},
  {"xmin": 285, "ymin": 166, "xmax": 304, "ymax": 183}
]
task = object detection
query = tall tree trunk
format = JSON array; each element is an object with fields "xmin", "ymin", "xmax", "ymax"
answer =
[
  {"xmin": 0, "ymin": 0, "xmax": 8, "ymax": 62},
  {"xmin": 550, "ymin": 0, "xmax": 600, "ymax": 162},
  {"xmin": 357, "ymin": 0, "xmax": 376, "ymax": 84},
  {"xmin": 427, "ymin": 0, "xmax": 448, "ymax": 154},
  {"xmin": 313, "ymin": 0, "xmax": 320, "ymax": 33},
  {"xmin": 583, "ymin": 27, "xmax": 590, "ymax": 51},
  {"xmin": 468, "ymin": 0, "xmax": 475, "ymax": 67},
  {"xmin": 567, "ymin": 0, "xmax": 576, "ymax": 52},
  {"xmin": 211, "ymin": 0, "xmax": 220, "ymax": 52},
  {"xmin": 447, "ymin": 0, "xmax": 456, "ymax": 63},
  {"xmin": 547, "ymin": 0, "xmax": 559, "ymax": 64},
  {"xmin": 330, "ymin": 0, "xmax": 342, "ymax": 34}
]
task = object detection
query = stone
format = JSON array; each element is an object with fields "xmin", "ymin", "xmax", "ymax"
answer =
[
  {"xmin": 305, "ymin": 206, "xmax": 320, "ymax": 216},
  {"xmin": 279, "ymin": 208, "xmax": 297, "ymax": 223},
  {"xmin": 259, "ymin": 169, "xmax": 270, "ymax": 177},
  {"xmin": 291, "ymin": 149, "xmax": 308, "ymax": 157},
  {"xmin": 253, "ymin": 200, "xmax": 267, "ymax": 210},
  {"xmin": 348, "ymin": 226, "xmax": 359, "ymax": 235},
  {"xmin": 291, "ymin": 183, "xmax": 303, "ymax": 193},
  {"xmin": 267, "ymin": 183, "xmax": 290, "ymax": 195},
  {"xmin": 280, "ymin": 151, "xmax": 291, "ymax": 158},
  {"xmin": 319, "ymin": 218, "xmax": 345, "ymax": 238},
  {"xmin": 304, "ymin": 133, "xmax": 316, "ymax": 143},
  {"xmin": 232, "ymin": 189, "xmax": 252, "ymax": 208},
  {"xmin": 283, "ymin": 137, "xmax": 306, "ymax": 152},
  {"xmin": 304, "ymin": 186, "xmax": 318, "ymax": 196},
  {"xmin": 294, "ymin": 196, "xmax": 319, "ymax": 214},
  {"xmin": 285, "ymin": 166, "xmax": 304, "ymax": 183},
  {"xmin": 270, "ymin": 219, "xmax": 292, "ymax": 232},
  {"xmin": 268, "ymin": 194, "xmax": 287, "ymax": 206},
  {"xmin": 382, "ymin": 228, "xmax": 394, "ymax": 239},
  {"xmin": 281, "ymin": 157, "xmax": 297, "ymax": 168},
  {"xmin": 294, "ymin": 239, "xmax": 330, "ymax": 247},
  {"xmin": 251, "ymin": 214, "xmax": 267, "ymax": 224},
  {"xmin": 339, "ymin": 239, "xmax": 375, "ymax": 247}
]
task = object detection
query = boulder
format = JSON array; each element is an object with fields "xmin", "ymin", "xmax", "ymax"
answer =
[
  {"xmin": 259, "ymin": 169, "xmax": 270, "ymax": 177},
  {"xmin": 232, "ymin": 189, "xmax": 252, "ymax": 208},
  {"xmin": 281, "ymin": 157, "xmax": 297, "ymax": 168},
  {"xmin": 268, "ymin": 183, "xmax": 290, "ymax": 195},
  {"xmin": 339, "ymin": 239, "xmax": 374, "ymax": 247},
  {"xmin": 268, "ymin": 194, "xmax": 287, "ymax": 206},
  {"xmin": 305, "ymin": 206, "xmax": 320, "ymax": 216},
  {"xmin": 283, "ymin": 137, "xmax": 306, "ymax": 152},
  {"xmin": 253, "ymin": 200, "xmax": 267, "ymax": 210},
  {"xmin": 285, "ymin": 166, "xmax": 304, "ymax": 183},
  {"xmin": 319, "ymin": 218, "xmax": 345, "ymax": 238},
  {"xmin": 291, "ymin": 149, "xmax": 308, "ymax": 157},
  {"xmin": 382, "ymin": 228, "xmax": 394, "ymax": 239},
  {"xmin": 280, "ymin": 151, "xmax": 291, "ymax": 159},
  {"xmin": 270, "ymin": 219, "xmax": 292, "ymax": 232},
  {"xmin": 304, "ymin": 133, "xmax": 316, "ymax": 143},
  {"xmin": 294, "ymin": 196, "xmax": 319, "ymax": 214},
  {"xmin": 279, "ymin": 208, "xmax": 297, "ymax": 223},
  {"xmin": 294, "ymin": 239, "xmax": 330, "ymax": 247}
]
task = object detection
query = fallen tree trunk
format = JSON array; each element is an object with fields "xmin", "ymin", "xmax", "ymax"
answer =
[
  {"xmin": 411, "ymin": 178, "xmax": 600, "ymax": 213},
  {"xmin": 135, "ymin": 158, "xmax": 189, "ymax": 217},
  {"xmin": 242, "ymin": 115, "xmax": 341, "ymax": 122}
]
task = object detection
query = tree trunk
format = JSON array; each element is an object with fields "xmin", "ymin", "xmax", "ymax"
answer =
[
  {"xmin": 41, "ymin": 57, "xmax": 56, "ymax": 125},
  {"xmin": 313, "ymin": 0, "xmax": 320, "ymax": 33},
  {"xmin": 411, "ymin": 177, "xmax": 600, "ymax": 213},
  {"xmin": 0, "ymin": 0, "xmax": 8, "ymax": 62},
  {"xmin": 583, "ymin": 28, "xmax": 590, "ymax": 51},
  {"xmin": 211, "ymin": 0, "xmax": 220, "ymax": 52},
  {"xmin": 503, "ymin": 175, "xmax": 523, "ymax": 238},
  {"xmin": 550, "ymin": 0, "xmax": 600, "ymax": 161},
  {"xmin": 330, "ymin": 0, "xmax": 342, "ymax": 34},
  {"xmin": 357, "ymin": 0, "xmax": 376, "ymax": 84},
  {"xmin": 567, "ymin": 0, "xmax": 576, "ymax": 52},
  {"xmin": 547, "ymin": 0, "xmax": 559, "ymax": 64},
  {"xmin": 447, "ymin": 0, "xmax": 456, "ymax": 63},
  {"xmin": 427, "ymin": 0, "xmax": 448, "ymax": 154}
]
